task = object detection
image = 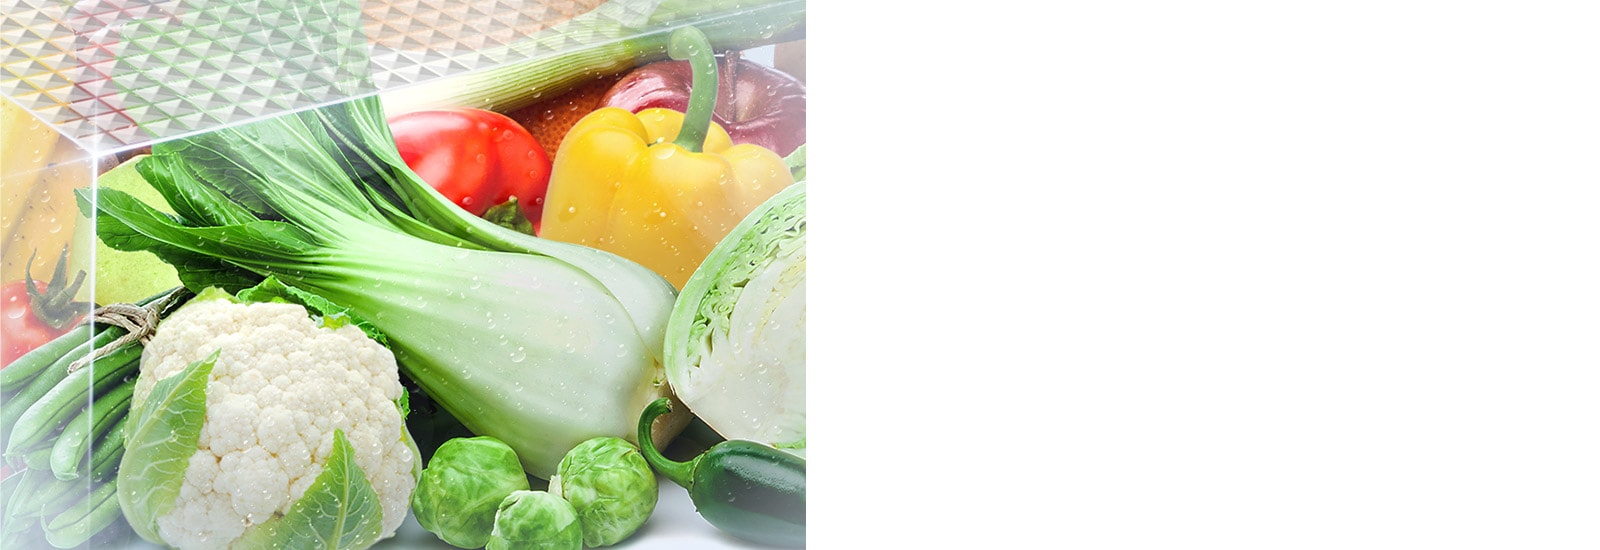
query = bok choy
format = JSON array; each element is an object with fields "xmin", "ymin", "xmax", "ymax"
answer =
[{"xmin": 79, "ymin": 96, "xmax": 683, "ymax": 478}]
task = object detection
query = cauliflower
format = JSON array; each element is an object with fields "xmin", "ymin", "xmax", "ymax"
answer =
[{"xmin": 119, "ymin": 286, "xmax": 419, "ymax": 550}]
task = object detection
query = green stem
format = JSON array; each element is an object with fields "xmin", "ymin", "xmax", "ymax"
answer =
[
  {"xmin": 638, "ymin": 398, "xmax": 697, "ymax": 488},
  {"xmin": 669, "ymin": 27, "xmax": 717, "ymax": 153}
]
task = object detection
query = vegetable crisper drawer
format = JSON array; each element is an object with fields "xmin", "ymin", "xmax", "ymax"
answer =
[{"xmin": 1, "ymin": 0, "xmax": 806, "ymax": 548}]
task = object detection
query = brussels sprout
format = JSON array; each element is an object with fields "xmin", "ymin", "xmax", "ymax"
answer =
[
  {"xmin": 412, "ymin": 436, "xmax": 532, "ymax": 548},
  {"xmin": 488, "ymin": 491, "xmax": 582, "ymax": 550},
  {"xmin": 549, "ymin": 436, "xmax": 658, "ymax": 546}
]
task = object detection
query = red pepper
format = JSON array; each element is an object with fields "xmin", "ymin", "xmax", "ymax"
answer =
[{"xmin": 387, "ymin": 108, "xmax": 553, "ymax": 232}]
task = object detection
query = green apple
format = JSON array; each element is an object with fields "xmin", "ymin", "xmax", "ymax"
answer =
[{"xmin": 71, "ymin": 156, "xmax": 182, "ymax": 306}]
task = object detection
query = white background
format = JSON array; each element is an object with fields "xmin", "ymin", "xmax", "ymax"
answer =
[{"xmin": 808, "ymin": 1, "xmax": 1600, "ymax": 548}]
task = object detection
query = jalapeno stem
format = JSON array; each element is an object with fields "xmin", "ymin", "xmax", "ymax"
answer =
[
  {"xmin": 668, "ymin": 26, "xmax": 717, "ymax": 153},
  {"xmin": 638, "ymin": 398, "xmax": 697, "ymax": 488}
]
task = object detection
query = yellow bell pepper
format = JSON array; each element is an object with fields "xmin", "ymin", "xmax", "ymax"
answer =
[{"xmin": 539, "ymin": 27, "xmax": 796, "ymax": 289}]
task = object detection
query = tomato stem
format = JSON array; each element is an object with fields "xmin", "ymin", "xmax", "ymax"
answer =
[{"xmin": 23, "ymin": 246, "xmax": 88, "ymax": 330}]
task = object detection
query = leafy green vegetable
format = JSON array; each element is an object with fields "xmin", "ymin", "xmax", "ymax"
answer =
[
  {"xmin": 80, "ymin": 95, "xmax": 681, "ymax": 479},
  {"xmin": 412, "ymin": 436, "xmax": 531, "ymax": 548},
  {"xmin": 549, "ymin": 437, "xmax": 657, "ymax": 547},
  {"xmin": 117, "ymin": 351, "xmax": 215, "ymax": 543},
  {"xmin": 666, "ymin": 182, "xmax": 807, "ymax": 456},
  {"xmin": 489, "ymin": 491, "xmax": 582, "ymax": 550}
]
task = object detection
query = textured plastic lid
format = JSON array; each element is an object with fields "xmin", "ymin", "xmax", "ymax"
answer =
[{"xmin": 0, "ymin": 0, "xmax": 802, "ymax": 153}]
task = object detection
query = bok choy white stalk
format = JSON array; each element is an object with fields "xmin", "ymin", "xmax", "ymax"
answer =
[{"xmin": 80, "ymin": 96, "xmax": 683, "ymax": 478}]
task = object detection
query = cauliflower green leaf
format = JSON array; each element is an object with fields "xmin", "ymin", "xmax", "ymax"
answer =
[
  {"xmin": 232, "ymin": 430, "xmax": 385, "ymax": 550},
  {"xmin": 118, "ymin": 351, "xmax": 216, "ymax": 544}
]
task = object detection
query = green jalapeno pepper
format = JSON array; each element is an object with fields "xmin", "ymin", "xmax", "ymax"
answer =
[{"xmin": 637, "ymin": 398, "xmax": 805, "ymax": 547}]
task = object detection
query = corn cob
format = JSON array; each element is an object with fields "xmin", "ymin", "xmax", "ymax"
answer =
[
  {"xmin": 1, "ymin": 136, "xmax": 88, "ymax": 283},
  {"xmin": 0, "ymin": 98, "xmax": 60, "ymax": 241}
]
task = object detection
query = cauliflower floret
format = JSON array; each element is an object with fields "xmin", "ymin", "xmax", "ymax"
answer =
[{"xmin": 133, "ymin": 297, "xmax": 417, "ymax": 549}]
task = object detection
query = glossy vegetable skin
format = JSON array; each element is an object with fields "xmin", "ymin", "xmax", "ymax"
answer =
[
  {"xmin": 637, "ymin": 398, "xmax": 804, "ymax": 547},
  {"xmin": 388, "ymin": 108, "xmax": 552, "ymax": 230},
  {"xmin": 1, "ymin": 250, "xmax": 86, "ymax": 367},
  {"xmin": 1, "ymin": 281, "xmax": 65, "ymax": 367},
  {"xmin": 602, "ymin": 55, "xmax": 806, "ymax": 157},
  {"xmin": 539, "ymin": 27, "xmax": 796, "ymax": 289}
]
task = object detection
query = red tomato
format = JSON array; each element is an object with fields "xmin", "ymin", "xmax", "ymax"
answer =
[
  {"xmin": 1, "ymin": 280, "xmax": 76, "ymax": 367},
  {"xmin": 388, "ymin": 109, "xmax": 552, "ymax": 230}
]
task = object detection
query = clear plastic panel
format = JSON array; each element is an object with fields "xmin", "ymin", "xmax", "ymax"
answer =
[
  {"xmin": 0, "ymin": 96, "xmax": 112, "ymax": 547},
  {"xmin": 1, "ymin": 0, "xmax": 805, "ymax": 154}
]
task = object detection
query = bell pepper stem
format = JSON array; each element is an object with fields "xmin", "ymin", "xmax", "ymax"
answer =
[
  {"xmin": 638, "ymin": 398, "xmax": 698, "ymax": 489},
  {"xmin": 668, "ymin": 26, "xmax": 717, "ymax": 153}
]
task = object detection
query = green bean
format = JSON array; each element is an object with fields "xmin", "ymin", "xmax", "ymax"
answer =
[
  {"xmin": 5, "ymin": 467, "xmax": 49, "ymax": 520},
  {"xmin": 89, "ymin": 416, "xmax": 127, "ymax": 483},
  {"xmin": 7, "ymin": 344, "xmax": 141, "ymax": 456},
  {"xmin": 0, "ymin": 467, "xmax": 22, "ymax": 518},
  {"xmin": 6, "ymin": 466, "xmax": 78, "ymax": 520},
  {"xmin": 22, "ymin": 445, "xmax": 53, "ymax": 471},
  {"xmin": 0, "ymin": 472, "xmax": 44, "ymax": 546},
  {"xmin": 0, "ymin": 324, "xmax": 92, "ymax": 393},
  {"xmin": 42, "ymin": 477, "xmax": 118, "ymax": 549},
  {"xmin": 0, "ymin": 287, "xmax": 186, "ymax": 454},
  {"xmin": 49, "ymin": 381, "xmax": 135, "ymax": 481},
  {"xmin": 1, "ymin": 285, "xmax": 182, "ymax": 396},
  {"xmin": 37, "ymin": 478, "xmax": 90, "ymax": 519},
  {"xmin": 0, "ymin": 332, "xmax": 108, "ymax": 443},
  {"xmin": 0, "ymin": 515, "xmax": 41, "ymax": 549}
]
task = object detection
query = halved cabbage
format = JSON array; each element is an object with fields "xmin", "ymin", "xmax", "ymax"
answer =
[{"xmin": 664, "ymin": 182, "xmax": 806, "ymax": 456}]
